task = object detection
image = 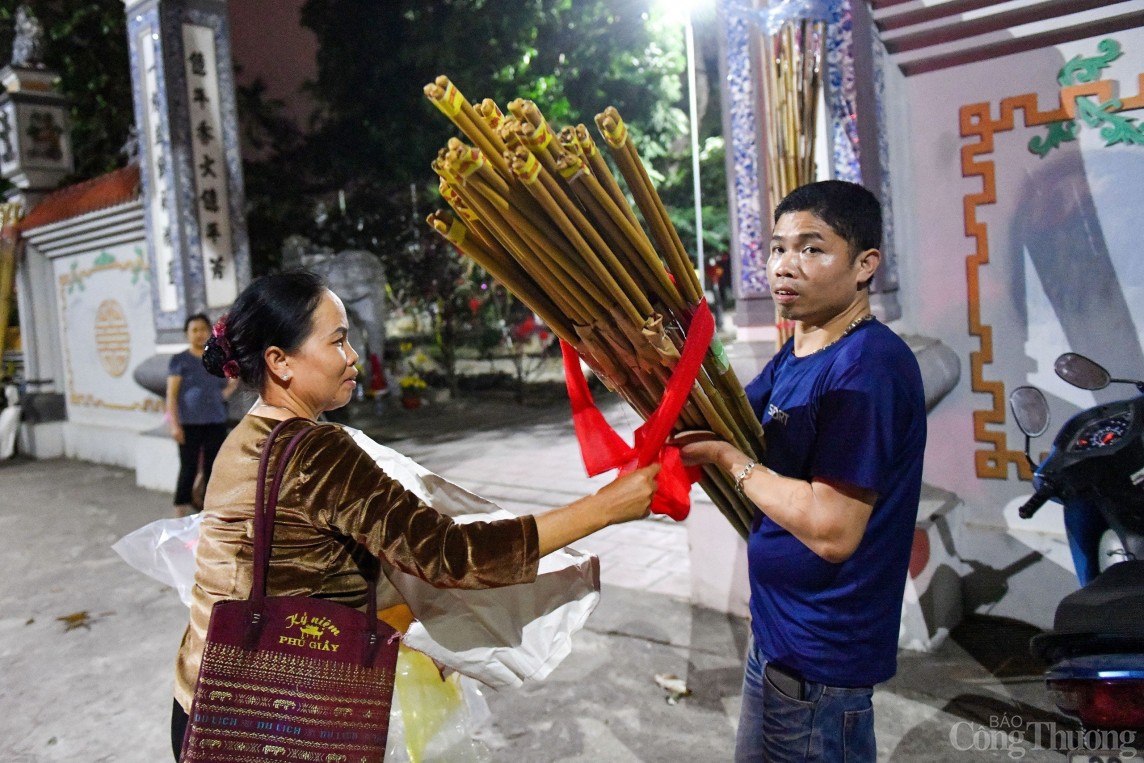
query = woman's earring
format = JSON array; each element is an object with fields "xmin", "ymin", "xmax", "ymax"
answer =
[{"xmin": 281, "ymin": 373, "xmax": 291, "ymax": 381}]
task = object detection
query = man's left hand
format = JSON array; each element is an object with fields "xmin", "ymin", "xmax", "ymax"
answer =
[{"xmin": 670, "ymin": 430, "xmax": 743, "ymax": 471}]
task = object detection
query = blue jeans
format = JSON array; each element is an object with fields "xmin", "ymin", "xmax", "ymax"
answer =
[{"xmin": 736, "ymin": 637, "xmax": 876, "ymax": 762}]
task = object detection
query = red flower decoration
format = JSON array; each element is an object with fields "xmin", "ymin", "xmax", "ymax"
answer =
[{"xmin": 222, "ymin": 360, "xmax": 240, "ymax": 379}]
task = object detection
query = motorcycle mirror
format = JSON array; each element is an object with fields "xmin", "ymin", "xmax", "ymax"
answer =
[
  {"xmin": 1009, "ymin": 386, "xmax": 1050, "ymax": 438},
  {"xmin": 1054, "ymin": 352, "xmax": 1111, "ymax": 391}
]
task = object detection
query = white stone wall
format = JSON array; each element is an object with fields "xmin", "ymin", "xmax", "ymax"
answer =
[
  {"xmin": 52, "ymin": 241, "xmax": 163, "ymax": 465},
  {"xmin": 22, "ymin": 201, "xmax": 165, "ymax": 469},
  {"xmin": 884, "ymin": 31, "xmax": 1144, "ymax": 624}
]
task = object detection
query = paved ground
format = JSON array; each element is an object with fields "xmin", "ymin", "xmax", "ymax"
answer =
[{"xmin": 0, "ymin": 390, "xmax": 1103, "ymax": 761}]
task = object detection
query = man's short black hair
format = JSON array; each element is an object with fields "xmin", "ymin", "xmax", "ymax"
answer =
[
  {"xmin": 183, "ymin": 312, "xmax": 210, "ymax": 333},
  {"xmin": 774, "ymin": 180, "xmax": 882, "ymax": 257}
]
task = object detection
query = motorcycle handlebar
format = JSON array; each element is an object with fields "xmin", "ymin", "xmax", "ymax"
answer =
[{"xmin": 1018, "ymin": 485, "xmax": 1055, "ymax": 519}]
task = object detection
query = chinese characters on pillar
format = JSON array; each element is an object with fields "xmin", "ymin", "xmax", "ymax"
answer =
[
  {"xmin": 138, "ymin": 29, "xmax": 178, "ymax": 313},
  {"xmin": 182, "ymin": 24, "xmax": 236, "ymax": 308}
]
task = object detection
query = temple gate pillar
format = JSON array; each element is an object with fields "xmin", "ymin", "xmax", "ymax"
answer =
[{"xmin": 123, "ymin": 0, "xmax": 250, "ymax": 345}]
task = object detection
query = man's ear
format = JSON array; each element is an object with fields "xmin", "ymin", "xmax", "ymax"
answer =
[{"xmin": 856, "ymin": 247, "xmax": 880, "ymax": 287}]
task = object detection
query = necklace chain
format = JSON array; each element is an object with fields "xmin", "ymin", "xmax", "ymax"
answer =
[
  {"xmin": 809, "ymin": 313, "xmax": 875, "ymax": 355},
  {"xmin": 255, "ymin": 401, "xmax": 302, "ymax": 417}
]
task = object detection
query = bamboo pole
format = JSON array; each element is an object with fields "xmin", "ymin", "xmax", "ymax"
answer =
[
  {"xmin": 575, "ymin": 124, "xmax": 643, "ymax": 233},
  {"xmin": 701, "ymin": 463, "xmax": 752, "ymax": 536},
  {"xmin": 568, "ymin": 180, "xmax": 675, "ymax": 312},
  {"xmin": 427, "ymin": 210, "xmax": 574, "ymax": 342},
  {"xmin": 513, "ymin": 146, "xmax": 655, "ymax": 321},
  {"xmin": 559, "ymin": 152, "xmax": 684, "ymax": 315},
  {"xmin": 759, "ymin": 19, "xmax": 827, "ymax": 350},
  {"xmin": 509, "ymin": 149, "xmax": 646, "ymax": 326},
  {"xmin": 470, "ymin": 193, "xmax": 600, "ymax": 324},
  {"xmin": 439, "ymin": 168, "xmax": 595, "ymax": 325},
  {"xmin": 425, "ymin": 80, "xmax": 512, "ymax": 178},
  {"xmin": 595, "ymin": 108, "xmax": 703, "ymax": 305},
  {"xmin": 510, "ymin": 100, "xmax": 571, "ymax": 182},
  {"xmin": 0, "ymin": 204, "xmax": 20, "ymax": 361}
]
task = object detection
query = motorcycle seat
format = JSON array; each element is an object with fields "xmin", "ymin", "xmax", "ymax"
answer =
[
  {"xmin": 1028, "ymin": 561, "xmax": 1144, "ymax": 663},
  {"xmin": 1053, "ymin": 559, "xmax": 1144, "ymax": 636}
]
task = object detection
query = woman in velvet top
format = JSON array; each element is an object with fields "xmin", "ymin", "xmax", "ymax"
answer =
[{"xmin": 170, "ymin": 270, "xmax": 659, "ymax": 758}]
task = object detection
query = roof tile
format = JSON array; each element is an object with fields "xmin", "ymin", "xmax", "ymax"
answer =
[{"xmin": 19, "ymin": 164, "xmax": 141, "ymax": 231}]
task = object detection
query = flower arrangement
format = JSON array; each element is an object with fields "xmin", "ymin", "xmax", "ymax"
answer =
[
  {"xmin": 397, "ymin": 341, "xmax": 431, "ymax": 406},
  {"xmin": 399, "ymin": 374, "xmax": 428, "ymax": 395}
]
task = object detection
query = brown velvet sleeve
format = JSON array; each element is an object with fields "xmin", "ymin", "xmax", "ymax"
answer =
[{"xmin": 282, "ymin": 422, "xmax": 540, "ymax": 589}]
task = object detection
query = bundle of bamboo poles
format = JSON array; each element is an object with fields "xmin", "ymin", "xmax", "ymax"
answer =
[
  {"xmin": 423, "ymin": 76, "xmax": 764, "ymax": 538},
  {"xmin": 758, "ymin": 17, "xmax": 827, "ymax": 348}
]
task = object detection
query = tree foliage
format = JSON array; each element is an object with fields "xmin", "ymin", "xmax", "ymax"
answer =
[
  {"xmin": 0, "ymin": 2, "xmax": 133, "ymax": 182},
  {"xmin": 295, "ymin": 0, "xmax": 687, "ymax": 190},
  {"xmin": 247, "ymin": 0, "xmax": 728, "ymax": 283}
]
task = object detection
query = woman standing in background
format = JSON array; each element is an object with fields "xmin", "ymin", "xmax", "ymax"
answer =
[{"xmin": 166, "ymin": 313, "xmax": 236, "ymax": 516}]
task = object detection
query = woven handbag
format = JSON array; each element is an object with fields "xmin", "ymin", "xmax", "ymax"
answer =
[{"xmin": 181, "ymin": 418, "xmax": 399, "ymax": 762}]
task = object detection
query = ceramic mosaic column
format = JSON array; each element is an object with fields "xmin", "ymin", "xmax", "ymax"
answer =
[
  {"xmin": 715, "ymin": 0, "xmax": 900, "ymax": 340},
  {"xmin": 123, "ymin": 0, "xmax": 250, "ymax": 344},
  {"xmin": 832, "ymin": 0, "xmax": 900, "ymax": 319},
  {"xmin": 716, "ymin": 0, "xmax": 772, "ymax": 343}
]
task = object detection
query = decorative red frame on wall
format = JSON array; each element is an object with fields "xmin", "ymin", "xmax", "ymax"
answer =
[{"xmin": 960, "ymin": 74, "xmax": 1144, "ymax": 480}]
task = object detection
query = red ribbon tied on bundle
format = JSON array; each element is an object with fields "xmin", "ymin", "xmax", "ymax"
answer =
[{"xmin": 560, "ymin": 299, "xmax": 715, "ymax": 521}]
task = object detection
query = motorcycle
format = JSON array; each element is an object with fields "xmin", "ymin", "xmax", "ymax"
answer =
[{"xmin": 1009, "ymin": 352, "xmax": 1144, "ymax": 733}]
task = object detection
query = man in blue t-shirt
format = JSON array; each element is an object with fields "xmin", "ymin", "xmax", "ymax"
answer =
[{"xmin": 679, "ymin": 180, "xmax": 926, "ymax": 762}]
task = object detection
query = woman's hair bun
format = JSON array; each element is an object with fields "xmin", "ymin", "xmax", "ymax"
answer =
[
  {"xmin": 201, "ymin": 315, "xmax": 240, "ymax": 379},
  {"xmin": 202, "ymin": 335, "xmax": 229, "ymax": 378}
]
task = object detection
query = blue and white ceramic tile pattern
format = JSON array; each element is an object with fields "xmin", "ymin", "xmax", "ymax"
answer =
[
  {"xmin": 127, "ymin": 7, "xmax": 184, "ymax": 330},
  {"xmin": 719, "ymin": 0, "xmax": 770, "ymax": 298},
  {"xmin": 825, "ymin": 0, "xmax": 862, "ymax": 183}
]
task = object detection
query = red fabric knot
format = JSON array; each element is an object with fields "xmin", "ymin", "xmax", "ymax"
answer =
[{"xmin": 561, "ymin": 299, "xmax": 715, "ymax": 521}]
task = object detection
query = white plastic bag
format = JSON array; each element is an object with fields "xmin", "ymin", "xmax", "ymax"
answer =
[
  {"xmin": 112, "ymin": 512, "xmax": 202, "ymax": 606},
  {"xmin": 344, "ymin": 426, "xmax": 601, "ymax": 689},
  {"xmin": 384, "ymin": 644, "xmax": 492, "ymax": 763},
  {"xmin": 0, "ymin": 383, "xmax": 20, "ymax": 460}
]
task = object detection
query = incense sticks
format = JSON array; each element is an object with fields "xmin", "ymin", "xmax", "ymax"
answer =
[{"xmin": 425, "ymin": 77, "xmax": 764, "ymax": 538}]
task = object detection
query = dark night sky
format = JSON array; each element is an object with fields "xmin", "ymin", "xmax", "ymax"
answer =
[{"xmin": 228, "ymin": 0, "xmax": 318, "ymax": 126}]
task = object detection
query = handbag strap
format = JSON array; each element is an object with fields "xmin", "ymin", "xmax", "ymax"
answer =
[
  {"xmin": 250, "ymin": 418, "xmax": 309, "ymax": 605},
  {"xmin": 248, "ymin": 418, "xmax": 381, "ymax": 655}
]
